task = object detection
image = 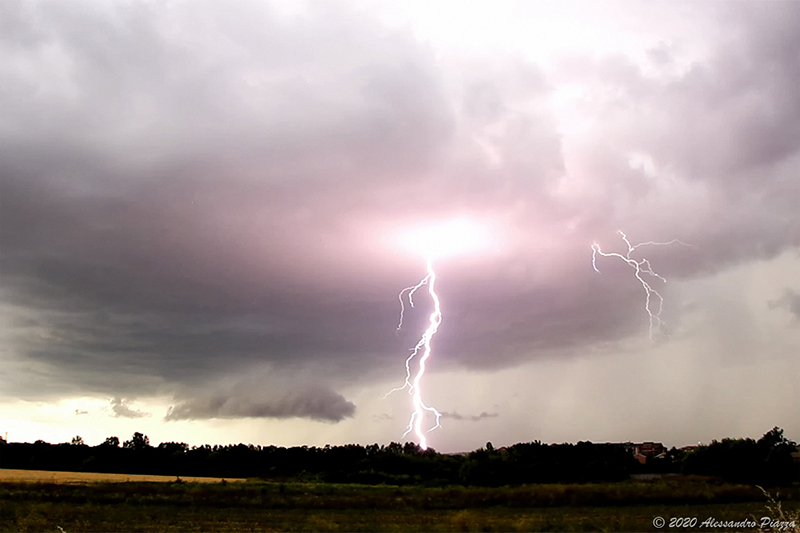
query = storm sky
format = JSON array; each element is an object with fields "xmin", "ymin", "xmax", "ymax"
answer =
[{"xmin": 1, "ymin": 0, "xmax": 798, "ymax": 451}]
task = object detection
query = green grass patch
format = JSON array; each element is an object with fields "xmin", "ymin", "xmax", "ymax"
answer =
[{"xmin": 1, "ymin": 478, "xmax": 797, "ymax": 532}]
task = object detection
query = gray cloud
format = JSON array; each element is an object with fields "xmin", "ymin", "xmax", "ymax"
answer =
[
  {"xmin": 769, "ymin": 289, "xmax": 800, "ymax": 321},
  {"xmin": 441, "ymin": 411, "xmax": 499, "ymax": 422},
  {"xmin": 1, "ymin": 0, "xmax": 799, "ymax": 421},
  {"xmin": 165, "ymin": 386, "xmax": 356, "ymax": 423},
  {"xmin": 110, "ymin": 397, "xmax": 149, "ymax": 419},
  {"xmin": 0, "ymin": 0, "xmax": 448, "ymax": 409}
]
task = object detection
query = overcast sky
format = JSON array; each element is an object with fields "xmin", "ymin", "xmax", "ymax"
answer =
[{"xmin": 1, "ymin": 0, "xmax": 798, "ymax": 451}]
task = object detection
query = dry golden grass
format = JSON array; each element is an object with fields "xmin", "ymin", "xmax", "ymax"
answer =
[{"xmin": 0, "ymin": 468, "xmax": 245, "ymax": 484}]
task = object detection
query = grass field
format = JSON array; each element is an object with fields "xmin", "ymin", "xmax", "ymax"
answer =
[
  {"xmin": 1, "ymin": 470, "xmax": 797, "ymax": 532},
  {"xmin": 0, "ymin": 468, "xmax": 245, "ymax": 485}
]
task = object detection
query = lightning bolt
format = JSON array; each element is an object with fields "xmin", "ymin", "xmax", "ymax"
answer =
[
  {"xmin": 592, "ymin": 230, "xmax": 689, "ymax": 339},
  {"xmin": 386, "ymin": 258, "xmax": 443, "ymax": 450}
]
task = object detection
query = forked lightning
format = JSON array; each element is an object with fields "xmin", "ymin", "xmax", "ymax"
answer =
[
  {"xmin": 387, "ymin": 259, "xmax": 443, "ymax": 450},
  {"xmin": 592, "ymin": 231, "xmax": 689, "ymax": 339}
]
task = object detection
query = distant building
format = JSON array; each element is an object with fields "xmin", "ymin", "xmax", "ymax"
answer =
[
  {"xmin": 611, "ymin": 441, "xmax": 666, "ymax": 464},
  {"xmin": 637, "ymin": 442, "xmax": 666, "ymax": 457}
]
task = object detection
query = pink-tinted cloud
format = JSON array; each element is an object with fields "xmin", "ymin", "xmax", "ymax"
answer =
[{"xmin": 1, "ymin": 0, "xmax": 798, "ymax": 425}]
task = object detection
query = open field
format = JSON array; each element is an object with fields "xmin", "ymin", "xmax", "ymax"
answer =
[
  {"xmin": 4, "ymin": 500, "xmax": 790, "ymax": 532},
  {"xmin": 0, "ymin": 468, "xmax": 245, "ymax": 484},
  {"xmin": 1, "ymin": 473, "xmax": 797, "ymax": 532}
]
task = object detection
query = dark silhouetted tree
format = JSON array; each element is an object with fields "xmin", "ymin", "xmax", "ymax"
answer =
[
  {"xmin": 682, "ymin": 427, "xmax": 798, "ymax": 484},
  {"xmin": 123, "ymin": 432, "xmax": 150, "ymax": 451}
]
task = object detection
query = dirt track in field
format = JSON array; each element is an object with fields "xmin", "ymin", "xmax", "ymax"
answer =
[{"xmin": 0, "ymin": 468, "xmax": 246, "ymax": 484}]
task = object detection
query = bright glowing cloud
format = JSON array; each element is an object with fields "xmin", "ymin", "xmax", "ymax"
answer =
[{"xmin": 396, "ymin": 218, "xmax": 497, "ymax": 260}]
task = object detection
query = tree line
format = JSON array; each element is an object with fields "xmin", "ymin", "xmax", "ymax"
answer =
[{"xmin": 0, "ymin": 427, "xmax": 796, "ymax": 486}]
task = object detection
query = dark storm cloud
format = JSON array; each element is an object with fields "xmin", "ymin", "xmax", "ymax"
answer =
[
  {"xmin": 1, "ymin": 0, "xmax": 799, "ymax": 417},
  {"xmin": 0, "ymin": 0, "xmax": 451, "ymax": 414},
  {"xmin": 165, "ymin": 386, "xmax": 356, "ymax": 423}
]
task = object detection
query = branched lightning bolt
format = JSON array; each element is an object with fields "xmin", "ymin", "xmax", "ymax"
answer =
[
  {"xmin": 592, "ymin": 230, "xmax": 689, "ymax": 339},
  {"xmin": 396, "ymin": 277, "xmax": 428, "ymax": 334},
  {"xmin": 385, "ymin": 259, "xmax": 443, "ymax": 450}
]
